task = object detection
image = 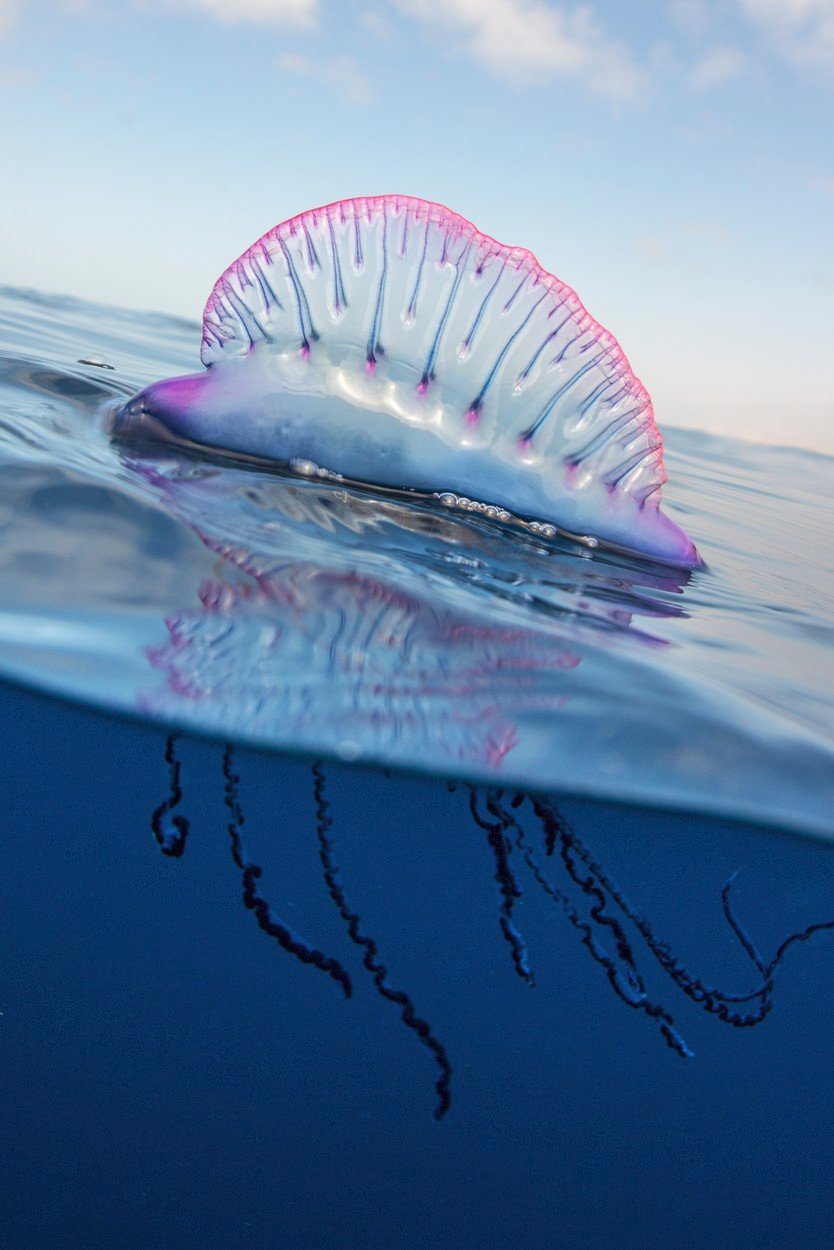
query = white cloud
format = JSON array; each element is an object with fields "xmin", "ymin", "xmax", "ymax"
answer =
[
  {"xmin": 170, "ymin": 0, "xmax": 318, "ymax": 27},
  {"xmin": 393, "ymin": 0, "xmax": 644, "ymax": 100},
  {"xmin": 278, "ymin": 51, "xmax": 372, "ymax": 103},
  {"xmin": 740, "ymin": 0, "xmax": 834, "ymax": 65},
  {"xmin": 688, "ymin": 44, "xmax": 747, "ymax": 88}
]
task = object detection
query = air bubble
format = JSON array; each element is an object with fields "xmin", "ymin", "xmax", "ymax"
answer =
[{"xmin": 290, "ymin": 458, "xmax": 319, "ymax": 477}]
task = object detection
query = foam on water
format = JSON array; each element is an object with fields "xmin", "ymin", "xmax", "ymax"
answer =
[{"xmin": 0, "ymin": 285, "xmax": 832, "ymax": 836}]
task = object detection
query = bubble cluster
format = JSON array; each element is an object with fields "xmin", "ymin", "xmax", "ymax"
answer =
[
  {"xmin": 434, "ymin": 491, "xmax": 512, "ymax": 523},
  {"xmin": 434, "ymin": 490, "xmax": 570, "ymax": 542},
  {"xmin": 289, "ymin": 458, "xmax": 344, "ymax": 483},
  {"xmin": 289, "ymin": 457, "xmax": 319, "ymax": 477}
]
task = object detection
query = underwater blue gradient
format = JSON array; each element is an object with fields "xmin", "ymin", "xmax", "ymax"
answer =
[{"xmin": 3, "ymin": 679, "xmax": 834, "ymax": 1250}]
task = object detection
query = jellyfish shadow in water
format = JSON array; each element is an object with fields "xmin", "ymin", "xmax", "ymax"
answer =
[{"xmin": 151, "ymin": 738, "xmax": 834, "ymax": 1120}]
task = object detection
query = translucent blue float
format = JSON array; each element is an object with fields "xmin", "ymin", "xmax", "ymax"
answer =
[{"xmin": 116, "ymin": 196, "xmax": 699, "ymax": 567}]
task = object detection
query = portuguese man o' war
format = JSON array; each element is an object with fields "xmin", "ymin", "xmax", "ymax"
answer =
[
  {"xmin": 106, "ymin": 196, "xmax": 828, "ymax": 1119},
  {"xmin": 116, "ymin": 196, "xmax": 699, "ymax": 568}
]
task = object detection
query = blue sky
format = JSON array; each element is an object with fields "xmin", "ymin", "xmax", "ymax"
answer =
[{"xmin": 1, "ymin": 0, "xmax": 832, "ymax": 450}]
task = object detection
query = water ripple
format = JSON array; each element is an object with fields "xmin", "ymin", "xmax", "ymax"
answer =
[{"xmin": 0, "ymin": 286, "xmax": 832, "ymax": 837}]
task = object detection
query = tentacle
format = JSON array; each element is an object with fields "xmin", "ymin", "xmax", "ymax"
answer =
[
  {"xmin": 488, "ymin": 792, "xmax": 691, "ymax": 1057},
  {"xmin": 716, "ymin": 890, "xmax": 834, "ymax": 1006},
  {"xmin": 468, "ymin": 787, "xmax": 534, "ymax": 986},
  {"xmin": 544, "ymin": 813, "xmax": 643, "ymax": 997},
  {"xmin": 151, "ymin": 732, "xmax": 191, "ymax": 857},
  {"xmin": 529, "ymin": 794, "xmax": 772, "ymax": 1023},
  {"xmin": 527, "ymin": 794, "xmax": 834, "ymax": 1027},
  {"xmin": 221, "ymin": 746, "xmax": 352, "ymax": 998},
  {"xmin": 312, "ymin": 761, "xmax": 452, "ymax": 1120},
  {"xmin": 721, "ymin": 872, "xmax": 766, "ymax": 976}
]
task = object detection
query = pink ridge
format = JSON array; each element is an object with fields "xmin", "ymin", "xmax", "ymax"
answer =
[{"xmin": 202, "ymin": 194, "xmax": 658, "ymax": 467}]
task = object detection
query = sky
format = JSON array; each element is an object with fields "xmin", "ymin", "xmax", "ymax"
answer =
[{"xmin": 0, "ymin": 0, "xmax": 832, "ymax": 451}]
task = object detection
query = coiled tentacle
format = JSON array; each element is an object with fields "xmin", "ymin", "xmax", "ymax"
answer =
[
  {"xmin": 221, "ymin": 746, "xmax": 352, "ymax": 998},
  {"xmin": 312, "ymin": 761, "xmax": 452, "ymax": 1120},
  {"xmin": 527, "ymin": 794, "xmax": 834, "ymax": 1027},
  {"xmin": 487, "ymin": 790, "xmax": 692, "ymax": 1057},
  {"xmin": 150, "ymin": 732, "xmax": 191, "ymax": 857},
  {"xmin": 468, "ymin": 787, "xmax": 534, "ymax": 986}
]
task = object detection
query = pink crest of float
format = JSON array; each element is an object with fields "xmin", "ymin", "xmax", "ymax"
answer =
[
  {"xmin": 121, "ymin": 195, "xmax": 699, "ymax": 567},
  {"xmin": 202, "ymin": 195, "xmax": 656, "ymax": 446}
]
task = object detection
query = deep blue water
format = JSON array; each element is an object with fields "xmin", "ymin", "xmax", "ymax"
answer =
[
  {"xmin": 1, "ymin": 284, "xmax": 834, "ymax": 1248},
  {"xmin": 3, "ymin": 679, "xmax": 834, "ymax": 1249}
]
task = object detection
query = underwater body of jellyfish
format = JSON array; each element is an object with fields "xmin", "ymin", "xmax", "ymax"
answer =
[{"xmin": 125, "ymin": 197, "xmax": 831, "ymax": 1119}]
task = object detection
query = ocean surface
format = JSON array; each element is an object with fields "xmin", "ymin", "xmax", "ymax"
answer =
[{"xmin": 1, "ymin": 285, "xmax": 834, "ymax": 1249}]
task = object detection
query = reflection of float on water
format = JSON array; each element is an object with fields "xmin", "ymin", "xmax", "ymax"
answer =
[
  {"xmin": 146, "ymin": 556, "xmax": 581, "ymax": 769},
  {"xmin": 134, "ymin": 457, "xmax": 689, "ymax": 770}
]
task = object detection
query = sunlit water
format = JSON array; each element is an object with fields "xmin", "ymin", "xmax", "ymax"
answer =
[
  {"xmin": 0, "ymin": 285, "xmax": 832, "ymax": 836},
  {"xmin": 3, "ymin": 285, "xmax": 834, "ymax": 1250}
]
